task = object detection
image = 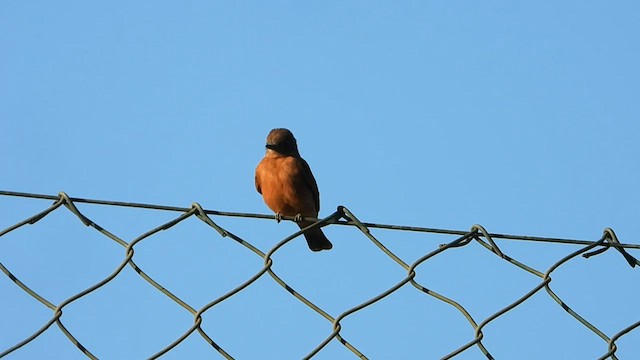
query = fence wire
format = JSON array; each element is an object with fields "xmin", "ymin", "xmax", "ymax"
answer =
[{"xmin": 0, "ymin": 190, "xmax": 638, "ymax": 359}]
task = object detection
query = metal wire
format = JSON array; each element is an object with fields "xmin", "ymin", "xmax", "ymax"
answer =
[{"xmin": 0, "ymin": 191, "xmax": 638, "ymax": 359}]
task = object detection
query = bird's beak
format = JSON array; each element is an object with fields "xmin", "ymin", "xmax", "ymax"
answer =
[{"xmin": 265, "ymin": 144, "xmax": 277, "ymax": 150}]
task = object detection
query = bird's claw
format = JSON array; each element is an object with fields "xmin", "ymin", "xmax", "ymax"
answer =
[
  {"xmin": 275, "ymin": 213, "xmax": 283, "ymax": 223},
  {"xmin": 293, "ymin": 213, "xmax": 304, "ymax": 223}
]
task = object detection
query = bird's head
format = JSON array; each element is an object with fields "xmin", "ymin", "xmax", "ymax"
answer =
[{"xmin": 265, "ymin": 128, "xmax": 299, "ymax": 156}]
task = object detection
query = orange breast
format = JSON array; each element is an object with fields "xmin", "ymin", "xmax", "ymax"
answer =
[{"xmin": 256, "ymin": 156, "xmax": 317, "ymax": 217}]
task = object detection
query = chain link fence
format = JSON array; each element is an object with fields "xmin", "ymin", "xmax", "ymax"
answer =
[{"xmin": 1, "ymin": 191, "xmax": 638, "ymax": 359}]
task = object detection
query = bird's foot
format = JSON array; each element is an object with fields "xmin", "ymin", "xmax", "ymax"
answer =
[
  {"xmin": 275, "ymin": 213, "xmax": 283, "ymax": 223},
  {"xmin": 293, "ymin": 213, "xmax": 304, "ymax": 223}
]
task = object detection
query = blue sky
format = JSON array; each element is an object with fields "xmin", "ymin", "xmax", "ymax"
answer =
[{"xmin": 1, "ymin": 2, "xmax": 639, "ymax": 359}]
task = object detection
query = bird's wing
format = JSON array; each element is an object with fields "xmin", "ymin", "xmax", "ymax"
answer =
[
  {"xmin": 254, "ymin": 165, "xmax": 262, "ymax": 194},
  {"xmin": 298, "ymin": 157, "xmax": 320, "ymax": 212}
]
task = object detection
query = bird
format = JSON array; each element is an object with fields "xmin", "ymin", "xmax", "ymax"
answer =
[{"xmin": 255, "ymin": 128, "xmax": 333, "ymax": 251}]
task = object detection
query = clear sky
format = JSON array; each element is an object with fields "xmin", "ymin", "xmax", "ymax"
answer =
[{"xmin": 1, "ymin": 2, "xmax": 639, "ymax": 359}]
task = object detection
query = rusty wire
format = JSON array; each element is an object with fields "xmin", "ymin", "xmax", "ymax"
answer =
[{"xmin": 0, "ymin": 190, "xmax": 638, "ymax": 359}]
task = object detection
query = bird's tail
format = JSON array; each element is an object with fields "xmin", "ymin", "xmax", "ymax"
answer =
[{"xmin": 298, "ymin": 222, "xmax": 332, "ymax": 251}]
